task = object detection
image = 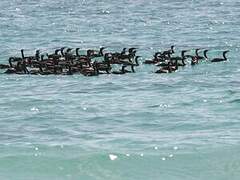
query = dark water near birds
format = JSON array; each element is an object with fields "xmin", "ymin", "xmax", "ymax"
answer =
[{"xmin": 0, "ymin": 0, "xmax": 240, "ymax": 179}]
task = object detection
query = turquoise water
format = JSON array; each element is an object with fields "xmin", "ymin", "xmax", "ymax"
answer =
[{"xmin": 0, "ymin": 0, "xmax": 240, "ymax": 179}]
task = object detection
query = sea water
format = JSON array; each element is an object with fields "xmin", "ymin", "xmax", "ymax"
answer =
[{"xmin": 0, "ymin": 0, "xmax": 240, "ymax": 179}]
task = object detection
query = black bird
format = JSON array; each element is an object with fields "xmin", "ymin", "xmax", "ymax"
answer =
[
  {"xmin": 91, "ymin": 47, "xmax": 106, "ymax": 58},
  {"xmin": 60, "ymin": 47, "xmax": 67, "ymax": 56},
  {"xmin": 47, "ymin": 49, "xmax": 61, "ymax": 59},
  {"xmin": 121, "ymin": 48, "xmax": 127, "ymax": 55},
  {"xmin": 64, "ymin": 65, "xmax": 73, "ymax": 75},
  {"xmin": 94, "ymin": 60, "xmax": 111, "ymax": 74},
  {"xmin": 191, "ymin": 56, "xmax": 199, "ymax": 65},
  {"xmin": 128, "ymin": 48, "xmax": 137, "ymax": 54},
  {"xmin": 168, "ymin": 50, "xmax": 188, "ymax": 66},
  {"xmin": 75, "ymin": 48, "xmax": 80, "ymax": 57},
  {"xmin": 21, "ymin": 49, "xmax": 39, "ymax": 61},
  {"xmin": 162, "ymin": 45, "xmax": 175, "ymax": 55},
  {"xmin": 203, "ymin": 50, "xmax": 208, "ymax": 59},
  {"xmin": 144, "ymin": 52, "xmax": 163, "ymax": 64},
  {"xmin": 195, "ymin": 48, "xmax": 205, "ymax": 60},
  {"xmin": 211, "ymin": 50, "xmax": 229, "ymax": 62},
  {"xmin": 8, "ymin": 57, "xmax": 22, "ymax": 68},
  {"xmin": 155, "ymin": 62, "xmax": 173, "ymax": 73},
  {"xmin": 0, "ymin": 64, "xmax": 10, "ymax": 69},
  {"xmin": 112, "ymin": 65, "xmax": 128, "ymax": 74},
  {"xmin": 80, "ymin": 62, "xmax": 99, "ymax": 76}
]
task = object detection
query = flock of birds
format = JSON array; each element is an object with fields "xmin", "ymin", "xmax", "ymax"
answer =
[{"xmin": 0, "ymin": 46, "xmax": 229, "ymax": 76}]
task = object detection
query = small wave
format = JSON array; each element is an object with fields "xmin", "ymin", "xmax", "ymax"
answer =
[
  {"xmin": 147, "ymin": 104, "xmax": 170, "ymax": 108},
  {"xmin": 229, "ymin": 99, "xmax": 240, "ymax": 104}
]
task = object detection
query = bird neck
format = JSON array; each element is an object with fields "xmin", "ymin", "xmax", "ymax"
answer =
[
  {"xmin": 223, "ymin": 52, "xmax": 228, "ymax": 60},
  {"xmin": 204, "ymin": 51, "xmax": 208, "ymax": 59},
  {"xmin": 195, "ymin": 49, "xmax": 199, "ymax": 57},
  {"xmin": 181, "ymin": 51, "xmax": 185, "ymax": 58},
  {"xmin": 76, "ymin": 49, "xmax": 79, "ymax": 56},
  {"xmin": 21, "ymin": 50, "xmax": 25, "ymax": 59},
  {"xmin": 131, "ymin": 65, "xmax": 135, "ymax": 72},
  {"xmin": 8, "ymin": 58, "xmax": 13, "ymax": 67}
]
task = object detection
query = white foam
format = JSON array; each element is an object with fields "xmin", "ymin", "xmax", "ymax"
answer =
[
  {"xmin": 31, "ymin": 107, "xmax": 39, "ymax": 112},
  {"xmin": 109, "ymin": 154, "xmax": 118, "ymax": 161},
  {"xmin": 173, "ymin": 146, "xmax": 178, "ymax": 150}
]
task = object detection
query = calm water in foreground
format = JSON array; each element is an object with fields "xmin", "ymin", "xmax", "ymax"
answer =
[{"xmin": 0, "ymin": 0, "xmax": 240, "ymax": 179}]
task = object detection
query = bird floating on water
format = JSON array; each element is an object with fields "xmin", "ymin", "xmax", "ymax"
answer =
[{"xmin": 0, "ymin": 46, "xmax": 229, "ymax": 76}]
